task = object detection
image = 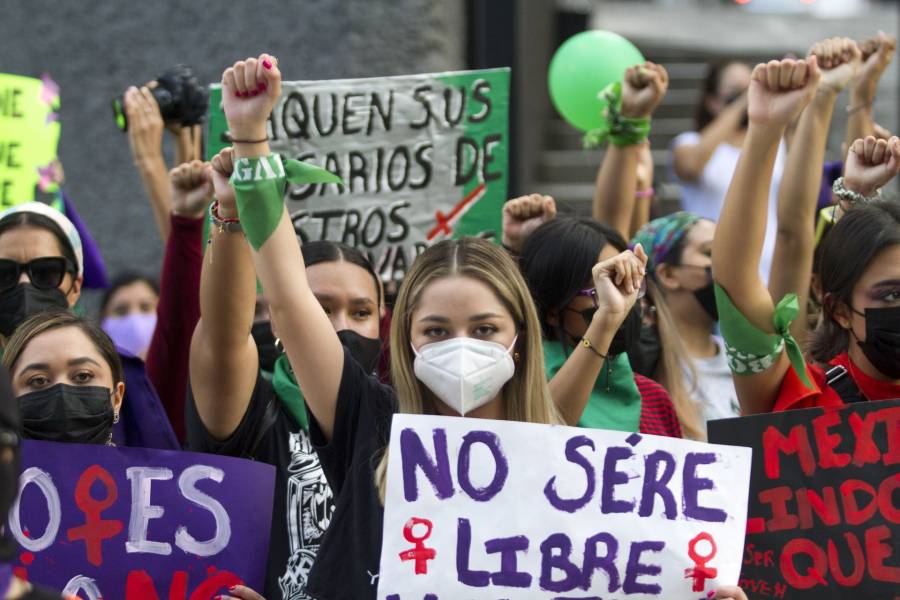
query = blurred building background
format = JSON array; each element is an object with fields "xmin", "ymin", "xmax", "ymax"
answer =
[{"xmin": 1, "ymin": 0, "xmax": 897, "ymax": 308}]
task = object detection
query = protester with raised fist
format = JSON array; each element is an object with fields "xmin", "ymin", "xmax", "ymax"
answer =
[
  {"xmin": 210, "ymin": 51, "xmax": 573, "ymax": 599},
  {"xmin": 712, "ymin": 52, "xmax": 900, "ymax": 414},
  {"xmin": 672, "ymin": 60, "xmax": 786, "ymax": 282},
  {"xmin": 593, "ymin": 61, "xmax": 669, "ymax": 239},
  {"xmin": 139, "ymin": 159, "xmax": 211, "ymax": 442}
]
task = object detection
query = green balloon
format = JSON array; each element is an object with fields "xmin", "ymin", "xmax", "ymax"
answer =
[{"xmin": 548, "ymin": 31, "xmax": 645, "ymax": 132}]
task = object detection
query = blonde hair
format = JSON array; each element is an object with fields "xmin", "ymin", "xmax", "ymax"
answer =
[
  {"xmin": 645, "ymin": 280, "xmax": 705, "ymax": 441},
  {"xmin": 375, "ymin": 238, "xmax": 559, "ymax": 500}
]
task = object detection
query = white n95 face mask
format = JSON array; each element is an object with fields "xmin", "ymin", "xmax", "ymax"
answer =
[{"xmin": 412, "ymin": 336, "xmax": 517, "ymax": 416}]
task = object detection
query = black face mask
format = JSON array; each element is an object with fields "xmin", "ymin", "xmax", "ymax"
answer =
[
  {"xmin": 0, "ymin": 283, "xmax": 69, "ymax": 337},
  {"xmin": 609, "ymin": 303, "xmax": 642, "ymax": 358},
  {"xmin": 631, "ymin": 323, "xmax": 662, "ymax": 378},
  {"xmin": 337, "ymin": 329, "xmax": 382, "ymax": 374},
  {"xmin": 852, "ymin": 305, "xmax": 900, "ymax": 380},
  {"xmin": 19, "ymin": 384, "xmax": 114, "ymax": 445},
  {"xmin": 692, "ymin": 268, "xmax": 719, "ymax": 322},
  {"xmin": 251, "ymin": 320, "xmax": 279, "ymax": 373}
]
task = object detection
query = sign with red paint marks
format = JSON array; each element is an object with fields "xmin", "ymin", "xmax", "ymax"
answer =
[
  {"xmin": 708, "ymin": 400, "xmax": 900, "ymax": 599},
  {"xmin": 207, "ymin": 68, "xmax": 510, "ymax": 283},
  {"xmin": 378, "ymin": 414, "xmax": 752, "ymax": 599},
  {"xmin": 6, "ymin": 440, "xmax": 275, "ymax": 599}
]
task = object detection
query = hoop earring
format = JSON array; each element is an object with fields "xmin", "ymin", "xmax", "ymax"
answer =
[
  {"xmin": 113, "ymin": 411, "xmax": 120, "ymax": 425},
  {"xmin": 275, "ymin": 337, "xmax": 284, "ymax": 354},
  {"xmin": 513, "ymin": 351, "xmax": 521, "ymax": 363}
]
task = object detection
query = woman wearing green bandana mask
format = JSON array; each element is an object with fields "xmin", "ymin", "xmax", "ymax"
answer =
[
  {"xmin": 187, "ymin": 147, "xmax": 384, "ymax": 599},
  {"xmin": 712, "ymin": 52, "xmax": 900, "ymax": 416}
]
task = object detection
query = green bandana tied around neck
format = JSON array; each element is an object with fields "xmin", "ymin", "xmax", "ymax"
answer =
[
  {"xmin": 583, "ymin": 82, "xmax": 651, "ymax": 150},
  {"xmin": 543, "ymin": 340, "xmax": 642, "ymax": 432},
  {"xmin": 272, "ymin": 353, "xmax": 309, "ymax": 433},
  {"xmin": 714, "ymin": 283, "xmax": 812, "ymax": 388},
  {"xmin": 231, "ymin": 154, "xmax": 342, "ymax": 251}
]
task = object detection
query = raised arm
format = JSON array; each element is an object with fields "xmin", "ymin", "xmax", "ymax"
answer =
[
  {"xmin": 712, "ymin": 57, "xmax": 820, "ymax": 414},
  {"xmin": 549, "ymin": 246, "xmax": 648, "ymax": 425},
  {"xmin": 189, "ymin": 148, "xmax": 260, "ymax": 439},
  {"xmin": 593, "ymin": 62, "xmax": 668, "ymax": 239},
  {"xmin": 146, "ymin": 159, "xmax": 211, "ymax": 441},
  {"xmin": 124, "ymin": 86, "xmax": 173, "ymax": 241},
  {"xmin": 844, "ymin": 33, "xmax": 896, "ymax": 162},
  {"xmin": 223, "ymin": 54, "xmax": 346, "ymax": 441},
  {"xmin": 843, "ymin": 135, "xmax": 900, "ymax": 202},
  {"xmin": 770, "ymin": 39, "xmax": 860, "ymax": 342},
  {"xmin": 672, "ymin": 91, "xmax": 747, "ymax": 182}
]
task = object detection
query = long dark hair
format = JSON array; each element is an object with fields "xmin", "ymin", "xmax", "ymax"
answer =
[
  {"xmin": 302, "ymin": 241, "xmax": 382, "ymax": 307},
  {"xmin": 810, "ymin": 201, "xmax": 900, "ymax": 363},
  {"xmin": 695, "ymin": 61, "xmax": 744, "ymax": 131},
  {"xmin": 0, "ymin": 212, "xmax": 78, "ymax": 269},
  {"xmin": 520, "ymin": 217, "xmax": 626, "ymax": 340}
]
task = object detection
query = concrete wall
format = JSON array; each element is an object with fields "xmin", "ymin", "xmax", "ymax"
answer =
[{"xmin": 0, "ymin": 0, "xmax": 465, "ymax": 306}]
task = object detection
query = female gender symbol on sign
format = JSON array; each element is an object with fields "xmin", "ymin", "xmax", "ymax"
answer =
[
  {"xmin": 398, "ymin": 517, "xmax": 436, "ymax": 575},
  {"xmin": 684, "ymin": 531, "xmax": 718, "ymax": 592}
]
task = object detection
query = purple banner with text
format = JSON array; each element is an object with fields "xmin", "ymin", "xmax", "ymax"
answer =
[{"xmin": 6, "ymin": 440, "xmax": 275, "ymax": 599}]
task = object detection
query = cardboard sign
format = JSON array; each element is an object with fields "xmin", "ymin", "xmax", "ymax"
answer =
[
  {"xmin": 707, "ymin": 400, "xmax": 900, "ymax": 599},
  {"xmin": 206, "ymin": 68, "xmax": 509, "ymax": 281},
  {"xmin": 6, "ymin": 440, "xmax": 276, "ymax": 599},
  {"xmin": 0, "ymin": 73, "xmax": 61, "ymax": 207},
  {"xmin": 378, "ymin": 414, "xmax": 752, "ymax": 599}
]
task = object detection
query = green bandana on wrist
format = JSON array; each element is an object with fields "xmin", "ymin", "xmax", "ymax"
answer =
[
  {"xmin": 715, "ymin": 283, "xmax": 813, "ymax": 388},
  {"xmin": 231, "ymin": 154, "xmax": 342, "ymax": 250},
  {"xmin": 583, "ymin": 82, "xmax": 651, "ymax": 149}
]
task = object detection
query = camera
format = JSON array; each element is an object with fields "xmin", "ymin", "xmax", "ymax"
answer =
[{"xmin": 112, "ymin": 64, "xmax": 209, "ymax": 132}]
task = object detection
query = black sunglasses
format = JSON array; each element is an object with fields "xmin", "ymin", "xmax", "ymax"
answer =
[{"xmin": 0, "ymin": 257, "xmax": 75, "ymax": 293}]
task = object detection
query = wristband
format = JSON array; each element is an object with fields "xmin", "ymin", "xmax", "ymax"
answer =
[
  {"xmin": 209, "ymin": 201, "xmax": 242, "ymax": 234},
  {"xmin": 231, "ymin": 154, "xmax": 342, "ymax": 250},
  {"xmin": 832, "ymin": 176, "xmax": 880, "ymax": 205},
  {"xmin": 714, "ymin": 283, "xmax": 813, "ymax": 388},
  {"xmin": 583, "ymin": 82, "xmax": 651, "ymax": 149}
]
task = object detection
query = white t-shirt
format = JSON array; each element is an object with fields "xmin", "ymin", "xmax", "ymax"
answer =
[
  {"xmin": 670, "ymin": 132, "xmax": 786, "ymax": 282},
  {"xmin": 686, "ymin": 337, "xmax": 741, "ymax": 425}
]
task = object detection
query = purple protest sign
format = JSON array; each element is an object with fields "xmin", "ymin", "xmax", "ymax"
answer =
[{"xmin": 6, "ymin": 440, "xmax": 275, "ymax": 599}]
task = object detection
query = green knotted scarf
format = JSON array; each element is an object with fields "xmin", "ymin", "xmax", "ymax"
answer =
[
  {"xmin": 543, "ymin": 339, "xmax": 642, "ymax": 432},
  {"xmin": 583, "ymin": 82, "xmax": 651, "ymax": 150},
  {"xmin": 231, "ymin": 153, "xmax": 342, "ymax": 251},
  {"xmin": 271, "ymin": 353, "xmax": 309, "ymax": 433}
]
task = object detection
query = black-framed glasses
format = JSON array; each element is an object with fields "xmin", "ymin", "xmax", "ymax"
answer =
[
  {"xmin": 0, "ymin": 257, "xmax": 75, "ymax": 293},
  {"xmin": 566, "ymin": 288, "xmax": 602, "ymax": 327}
]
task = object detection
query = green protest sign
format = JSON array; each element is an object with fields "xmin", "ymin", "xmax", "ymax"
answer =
[
  {"xmin": 207, "ymin": 68, "xmax": 510, "ymax": 281},
  {"xmin": 0, "ymin": 74, "xmax": 61, "ymax": 207}
]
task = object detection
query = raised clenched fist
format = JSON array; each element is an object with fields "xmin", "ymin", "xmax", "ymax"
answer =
[
  {"xmin": 170, "ymin": 160, "xmax": 213, "ymax": 219},
  {"xmin": 501, "ymin": 194, "xmax": 557, "ymax": 254},
  {"xmin": 209, "ymin": 147, "xmax": 237, "ymax": 219},
  {"xmin": 809, "ymin": 37, "xmax": 861, "ymax": 94},
  {"xmin": 621, "ymin": 62, "xmax": 669, "ymax": 119},
  {"xmin": 221, "ymin": 53, "xmax": 282, "ymax": 142},
  {"xmin": 747, "ymin": 57, "xmax": 820, "ymax": 129},
  {"xmin": 843, "ymin": 135, "xmax": 900, "ymax": 198}
]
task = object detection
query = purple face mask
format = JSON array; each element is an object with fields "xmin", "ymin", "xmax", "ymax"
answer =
[{"xmin": 102, "ymin": 313, "xmax": 157, "ymax": 358}]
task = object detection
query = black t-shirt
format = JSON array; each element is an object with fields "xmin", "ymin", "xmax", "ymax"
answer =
[
  {"xmin": 186, "ymin": 372, "xmax": 335, "ymax": 600},
  {"xmin": 304, "ymin": 347, "xmax": 397, "ymax": 600}
]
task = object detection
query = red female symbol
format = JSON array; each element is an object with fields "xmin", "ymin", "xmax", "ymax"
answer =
[
  {"xmin": 398, "ymin": 517, "xmax": 437, "ymax": 575},
  {"xmin": 66, "ymin": 465, "xmax": 124, "ymax": 566},
  {"xmin": 684, "ymin": 532, "xmax": 718, "ymax": 592}
]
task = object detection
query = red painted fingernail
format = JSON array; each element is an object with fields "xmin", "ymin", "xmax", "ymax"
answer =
[
  {"xmin": 262, "ymin": 59, "xmax": 272, "ymax": 70},
  {"xmin": 228, "ymin": 586, "xmax": 237, "ymax": 592},
  {"xmin": 235, "ymin": 90, "xmax": 244, "ymax": 98},
  {"xmin": 258, "ymin": 82, "xmax": 267, "ymax": 92},
  {"xmin": 250, "ymin": 90, "xmax": 259, "ymax": 97}
]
